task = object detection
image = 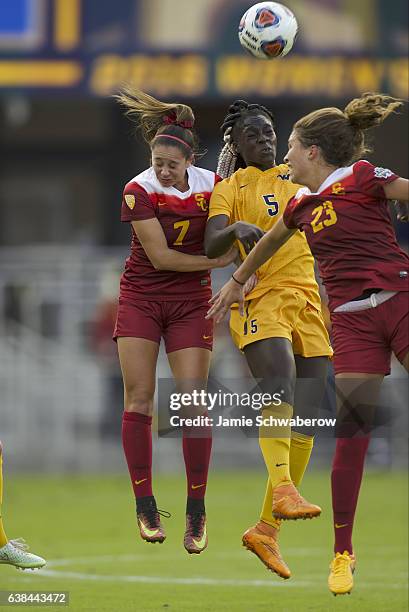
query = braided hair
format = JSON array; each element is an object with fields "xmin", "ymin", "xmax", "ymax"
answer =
[{"xmin": 217, "ymin": 100, "xmax": 275, "ymax": 178}]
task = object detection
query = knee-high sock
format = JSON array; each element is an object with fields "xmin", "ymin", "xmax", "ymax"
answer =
[
  {"xmin": 0, "ymin": 447, "xmax": 8, "ymax": 546},
  {"xmin": 259, "ymin": 402, "xmax": 293, "ymax": 498},
  {"xmin": 289, "ymin": 431, "xmax": 314, "ymax": 486},
  {"xmin": 260, "ymin": 431, "xmax": 314, "ymax": 528},
  {"xmin": 122, "ymin": 411, "xmax": 153, "ymax": 499},
  {"xmin": 332, "ymin": 436, "xmax": 370, "ymax": 554},
  {"xmin": 183, "ymin": 418, "xmax": 212, "ymax": 500}
]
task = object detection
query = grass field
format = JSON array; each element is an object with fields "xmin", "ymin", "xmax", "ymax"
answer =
[{"xmin": 0, "ymin": 471, "xmax": 407, "ymax": 611}]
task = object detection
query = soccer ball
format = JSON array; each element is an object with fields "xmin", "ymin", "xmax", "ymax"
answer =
[{"xmin": 238, "ymin": 2, "xmax": 298, "ymax": 59}]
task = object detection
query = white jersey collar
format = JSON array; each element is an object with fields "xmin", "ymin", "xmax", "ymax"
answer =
[{"xmin": 316, "ymin": 165, "xmax": 353, "ymax": 194}]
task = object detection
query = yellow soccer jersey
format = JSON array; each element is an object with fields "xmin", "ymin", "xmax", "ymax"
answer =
[{"xmin": 209, "ymin": 164, "xmax": 320, "ymax": 305}]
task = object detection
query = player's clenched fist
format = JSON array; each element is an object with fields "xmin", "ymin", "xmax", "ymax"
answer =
[{"xmin": 233, "ymin": 221, "xmax": 265, "ymax": 254}]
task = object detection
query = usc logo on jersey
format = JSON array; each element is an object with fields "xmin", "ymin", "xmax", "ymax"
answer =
[
  {"xmin": 332, "ymin": 182, "xmax": 345, "ymax": 195},
  {"xmin": 195, "ymin": 193, "xmax": 208, "ymax": 212}
]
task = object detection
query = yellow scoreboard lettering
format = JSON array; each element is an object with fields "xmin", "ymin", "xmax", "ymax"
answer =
[
  {"xmin": 0, "ymin": 60, "xmax": 82, "ymax": 86},
  {"xmin": 54, "ymin": 0, "xmax": 82, "ymax": 52},
  {"xmin": 90, "ymin": 54, "xmax": 208, "ymax": 96},
  {"xmin": 349, "ymin": 60, "xmax": 385, "ymax": 92},
  {"xmin": 215, "ymin": 55, "xmax": 405, "ymax": 98},
  {"xmin": 388, "ymin": 59, "xmax": 409, "ymax": 99}
]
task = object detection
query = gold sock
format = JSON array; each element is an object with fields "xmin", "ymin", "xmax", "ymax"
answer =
[
  {"xmin": 0, "ymin": 449, "xmax": 8, "ymax": 547},
  {"xmin": 258, "ymin": 402, "xmax": 293, "ymax": 492},
  {"xmin": 289, "ymin": 431, "xmax": 314, "ymax": 487},
  {"xmin": 260, "ymin": 477, "xmax": 281, "ymax": 528},
  {"xmin": 259, "ymin": 431, "xmax": 314, "ymax": 526}
]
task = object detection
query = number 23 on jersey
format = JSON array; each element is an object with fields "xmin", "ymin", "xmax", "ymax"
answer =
[{"xmin": 311, "ymin": 200, "xmax": 338, "ymax": 233}]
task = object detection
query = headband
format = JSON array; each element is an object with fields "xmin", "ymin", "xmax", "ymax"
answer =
[{"xmin": 153, "ymin": 134, "xmax": 192, "ymax": 150}]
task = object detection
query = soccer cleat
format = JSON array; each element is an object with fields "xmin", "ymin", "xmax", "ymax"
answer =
[
  {"xmin": 242, "ymin": 521, "xmax": 291, "ymax": 579},
  {"xmin": 184, "ymin": 512, "xmax": 208, "ymax": 554},
  {"xmin": 136, "ymin": 496, "xmax": 169, "ymax": 544},
  {"xmin": 0, "ymin": 539, "xmax": 46, "ymax": 570},
  {"xmin": 272, "ymin": 483, "xmax": 321, "ymax": 520},
  {"xmin": 328, "ymin": 551, "xmax": 356, "ymax": 595}
]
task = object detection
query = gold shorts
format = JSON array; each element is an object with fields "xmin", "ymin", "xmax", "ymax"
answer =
[{"xmin": 229, "ymin": 287, "xmax": 333, "ymax": 357}]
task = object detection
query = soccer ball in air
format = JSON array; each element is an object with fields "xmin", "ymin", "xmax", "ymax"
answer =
[{"xmin": 238, "ymin": 2, "xmax": 298, "ymax": 59}]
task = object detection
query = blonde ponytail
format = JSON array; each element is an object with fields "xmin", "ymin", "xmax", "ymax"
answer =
[
  {"xmin": 344, "ymin": 92, "xmax": 403, "ymax": 131},
  {"xmin": 115, "ymin": 86, "xmax": 195, "ymax": 143},
  {"xmin": 294, "ymin": 92, "xmax": 403, "ymax": 167}
]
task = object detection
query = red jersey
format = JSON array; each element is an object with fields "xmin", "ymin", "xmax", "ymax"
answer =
[
  {"xmin": 283, "ymin": 160, "xmax": 409, "ymax": 311},
  {"xmin": 120, "ymin": 165, "xmax": 219, "ymax": 301}
]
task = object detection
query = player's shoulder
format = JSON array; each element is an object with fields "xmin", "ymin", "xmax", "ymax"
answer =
[
  {"xmin": 352, "ymin": 159, "xmax": 373, "ymax": 176},
  {"xmin": 124, "ymin": 167, "xmax": 158, "ymax": 196},
  {"xmin": 353, "ymin": 159, "xmax": 396, "ymax": 181},
  {"xmin": 230, "ymin": 166, "xmax": 261, "ymax": 187}
]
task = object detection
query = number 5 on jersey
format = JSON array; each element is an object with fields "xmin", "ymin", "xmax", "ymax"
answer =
[
  {"xmin": 262, "ymin": 194, "xmax": 279, "ymax": 217},
  {"xmin": 173, "ymin": 220, "xmax": 190, "ymax": 245}
]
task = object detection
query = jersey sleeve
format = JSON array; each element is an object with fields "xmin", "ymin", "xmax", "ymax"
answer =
[
  {"xmin": 121, "ymin": 182, "xmax": 156, "ymax": 222},
  {"xmin": 208, "ymin": 178, "xmax": 235, "ymax": 220},
  {"xmin": 354, "ymin": 160, "xmax": 399, "ymax": 198},
  {"xmin": 282, "ymin": 197, "xmax": 300, "ymax": 229}
]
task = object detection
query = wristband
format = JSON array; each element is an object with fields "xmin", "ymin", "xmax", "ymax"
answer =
[{"xmin": 231, "ymin": 273, "xmax": 245, "ymax": 286}]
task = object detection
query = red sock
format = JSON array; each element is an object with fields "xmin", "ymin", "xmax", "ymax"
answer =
[
  {"xmin": 331, "ymin": 436, "xmax": 370, "ymax": 554},
  {"xmin": 122, "ymin": 411, "xmax": 153, "ymax": 499},
  {"xmin": 182, "ymin": 420, "xmax": 212, "ymax": 500}
]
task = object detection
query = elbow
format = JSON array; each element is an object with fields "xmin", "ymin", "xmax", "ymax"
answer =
[
  {"xmin": 205, "ymin": 244, "xmax": 217, "ymax": 258},
  {"xmin": 204, "ymin": 229, "xmax": 219, "ymax": 258},
  {"xmin": 149, "ymin": 253, "xmax": 168, "ymax": 271},
  {"xmin": 204, "ymin": 238, "xmax": 221, "ymax": 259},
  {"xmin": 204, "ymin": 236, "xmax": 212, "ymax": 258},
  {"xmin": 152, "ymin": 260, "xmax": 168, "ymax": 271}
]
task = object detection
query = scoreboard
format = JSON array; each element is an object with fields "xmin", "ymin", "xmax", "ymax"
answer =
[
  {"xmin": 0, "ymin": 0, "xmax": 81, "ymax": 51},
  {"xmin": 0, "ymin": 0, "xmax": 82, "ymax": 87},
  {"xmin": 0, "ymin": 0, "xmax": 44, "ymax": 49},
  {"xmin": 0, "ymin": 0, "xmax": 406, "ymax": 99}
]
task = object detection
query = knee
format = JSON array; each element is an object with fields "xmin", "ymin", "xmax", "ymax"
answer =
[{"xmin": 124, "ymin": 388, "xmax": 154, "ymax": 416}]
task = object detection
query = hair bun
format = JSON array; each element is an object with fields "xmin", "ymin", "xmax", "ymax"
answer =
[{"xmin": 163, "ymin": 112, "xmax": 194, "ymax": 129}]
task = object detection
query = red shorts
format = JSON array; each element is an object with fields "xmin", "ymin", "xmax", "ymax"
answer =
[
  {"xmin": 113, "ymin": 297, "xmax": 213, "ymax": 353},
  {"xmin": 331, "ymin": 291, "xmax": 409, "ymax": 375}
]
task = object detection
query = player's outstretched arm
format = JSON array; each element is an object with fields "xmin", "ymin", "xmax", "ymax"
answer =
[
  {"xmin": 132, "ymin": 218, "xmax": 237, "ymax": 272},
  {"xmin": 205, "ymin": 215, "xmax": 265, "ymax": 257},
  {"xmin": 206, "ymin": 218, "xmax": 295, "ymax": 322},
  {"xmin": 384, "ymin": 177, "xmax": 409, "ymax": 203}
]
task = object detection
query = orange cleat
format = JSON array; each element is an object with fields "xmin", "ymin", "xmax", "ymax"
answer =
[
  {"xmin": 272, "ymin": 483, "xmax": 321, "ymax": 520},
  {"xmin": 242, "ymin": 521, "xmax": 291, "ymax": 579}
]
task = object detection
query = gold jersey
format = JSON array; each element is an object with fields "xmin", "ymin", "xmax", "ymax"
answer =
[{"xmin": 209, "ymin": 163, "xmax": 321, "ymax": 306}]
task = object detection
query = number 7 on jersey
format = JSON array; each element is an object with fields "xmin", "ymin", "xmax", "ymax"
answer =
[{"xmin": 173, "ymin": 220, "xmax": 190, "ymax": 245}]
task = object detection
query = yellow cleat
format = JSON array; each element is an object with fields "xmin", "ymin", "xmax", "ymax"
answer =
[
  {"xmin": 136, "ymin": 496, "xmax": 169, "ymax": 544},
  {"xmin": 242, "ymin": 521, "xmax": 291, "ymax": 579},
  {"xmin": 272, "ymin": 483, "xmax": 321, "ymax": 520},
  {"xmin": 184, "ymin": 512, "xmax": 208, "ymax": 554},
  {"xmin": 328, "ymin": 551, "xmax": 356, "ymax": 596}
]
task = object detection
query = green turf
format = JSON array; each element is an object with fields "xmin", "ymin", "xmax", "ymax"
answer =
[{"xmin": 0, "ymin": 470, "xmax": 407, "ymax": 611}]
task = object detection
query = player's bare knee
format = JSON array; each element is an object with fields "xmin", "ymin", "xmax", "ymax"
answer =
[{"xmin": 124, "ymin": 389, "xmax": 154, "ymax": 415}]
